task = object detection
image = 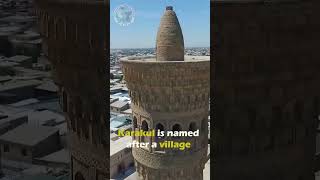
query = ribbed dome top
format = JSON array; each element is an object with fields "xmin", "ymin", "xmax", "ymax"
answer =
[{"xmin": 156, "ymin": 6, "xmax": 184, "ymax": 61}]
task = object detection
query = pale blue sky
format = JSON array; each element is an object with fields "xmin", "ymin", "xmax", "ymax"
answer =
[{"xmin": 110, "ymin": 0, "xmax": 210, "ymax": 49}]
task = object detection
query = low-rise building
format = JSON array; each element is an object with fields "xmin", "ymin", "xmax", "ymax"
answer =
[
  {"xmin": 110, "ymin": 100, "xmax": 129, "ymax": 113},
  {"xmin": 0, "ymin": 25, "xmax": 24, "ymax": 56},
  {"xmin": 110, "ymin": 87, "xmax": 122, "ymax": 94},
  {"xmin": 121, "ymin": 108, "xmax": 132, "ymax": 115},
  {"xmin": 27, "ymin": 110, "xmax": 65, "ymax": 127},
  {"xmin": 27, "ymin": 109, "xmax": 66, "ymax": 147},
  {"xmin": 0, "ymin": 112, "xmax": 28, "ymax": 135},
  {"xmin": 35, "ymin": 80, "xmax": 58, "ymax": 99},
  {"xmin": 34, "ymin": 148, "xmax": 69, "ymax": 168},
  {"xmin": 110, "ymin": 97, "xmax": 119, "ymax": 104},
  {"xmin": 110, "ymin": 135, "xmax": 134, "ymax": 179},
  {"xmin": 9, "ymin": 98, "xmax": 39, "ymax": 107},
  {"xmin": 110, "ymin": 92, "xmax": 131, "ymax": 104},
  {"xmin": 6, "ymin": 55, "xmax": 33, "ymax": 68},
  {"xmin": 0, "ymin": 79, "xmax": 42, "ymax": 103},
  {"xmin": 9, "ymin": 31, "xmax": 42, "ymax": 59},
  {"xmin": 110, "ymin": 114, "xmax": 132, "ymax": 132},
  {"xmin": 0, "ymin": 124, "xmax": 60, "ymax": 163},
  {"xmin": 0, "ymin": 76, "xmax": 12, "ymax": 84}
]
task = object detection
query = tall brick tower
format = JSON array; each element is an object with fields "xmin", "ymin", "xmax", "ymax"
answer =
[
  {"xmin": 121, "ymin": 6, "xmax": 210, "ymax": 180},
  {"xmin": 33, "ymin": 0, "xmax": 109, "ymax": 179},
  {"xmin": 212, "ymin": 0, "xmax": 320, "ymax": 179}
]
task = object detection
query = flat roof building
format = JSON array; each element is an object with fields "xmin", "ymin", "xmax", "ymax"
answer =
[
  {"xmin": 110, "ymin": 100, "xmax": 130, "ymax": 113},
  {"xmin": 0, "ymin": 80, "xmax": 42, "ymax": 103},
  {"xmin": 110, "ymin": 135, "xmax": 134, "ymax": 179},
  {"xmin": 0, "ymin": 124, "xmax": 60, "ymax": 162},
  {"xmin": 34, "ymin": 148, "xmax": 69, "ymax": 167},
  {"xmin": 0, "ymin": 111, "xmax": 28, "ymax": 135}
]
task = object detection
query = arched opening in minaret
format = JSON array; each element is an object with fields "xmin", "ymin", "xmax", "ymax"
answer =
[
  {"xmin": 75, "ymin": 172, "xmax": 85, "ymax": 180},
  {"xmin": 142, "ymin": 120, "xmax": 149, "ymax": 131},
  {"xmin": 156, "ymin": 123, "xmax": 164, "ymax": 134},
  {"xmin": 172, "ymin": 124, "xmax": 182, "ymax": 139},
  {"xmin": 172, "ymin": 124, "xmax": 181, "ymax": 131},
  {"xmin": 141, "ymin": 120, "xmax": 149, "ymax": 142}
]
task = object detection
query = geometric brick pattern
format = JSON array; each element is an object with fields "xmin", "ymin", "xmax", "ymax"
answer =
[{"xmin": 34, "ymin": 0, "xmax": 109, "ymax": 179}]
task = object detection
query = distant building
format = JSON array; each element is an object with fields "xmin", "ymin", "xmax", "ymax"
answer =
[
  {"xmin": 0, "ymin": 15, "xmax": 35, "ymax": 25},
  {"xmin": 121, "ymin": 108, "xmax": 132, "ymax": 115},
  {"xmin": 16, "ymin": 98, "xmax": 62, "ymax": 113},
  {"xmin": 110, "ymin": 87, "xmax": 122, "ymax": 94},
  {"xmin": 110, "ymin": 135, "xmax": 134, "ymax": 179},
  {"xmin": 110, "ymin": 79, "xmax": 121, "ymax": 85},
  {"xmin": 113, "ymin": 73, "xmax": 123, "ymax": 80},
  {"xmin": 0, "ymin": 124, "xmax": 60, "ymax": 162},
  {"xmin": 35, "ymin": 81, "xmax": 58, "ymax": 99},
  {"xmin": 0, "ymin": 79, "xmax": 42, "ymax": 103},
  {"xmin": 0, "ymin": 76, "xmax": 12, "ymax": 84},
  {"xmin": 0, "ymin": 26, "xmax": 24, "ymax": 56},
  {"xmin": 110, "ymin": 100, "xmax": 129, "ymax": 113},
  {"xmin": 110, "ymin": 92, "xmax": 131, "ymax": 103},
  {"xmin": 0, "ymin": 112, "xmax": 28, "ymax": 135},
  {"xmin": 34, "ymin": 148, "xmax": 70, "ymax": 168},
  {"xmin": 12, "ymin": 67, "xmax": 50, "ymax": 80},
  {"xmin": 28, "ymin": 109, "xmax": 65, "ymax": 127},
  {"xmin": 9, "ymin": 31, "xmax": 42, "ymax": 59},
  {"xmin": 110, "ymin": 97, "xmax": 119, "ymax": 104},
  {"xmin": 110, "ymin": 115, "xmax": 132, "ymax": 132},
  {"xmin": 27, "ymin": 110, "xmax": 66, "ymax": 147},
  {"xmin": 6, "ymin": 55, "xmax": 33, "ymax": 68}
]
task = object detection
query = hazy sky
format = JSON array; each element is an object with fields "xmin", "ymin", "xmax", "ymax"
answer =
[{"xmin": 110, "ymin": 0, "xmax": 210, "ymax": 49}]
